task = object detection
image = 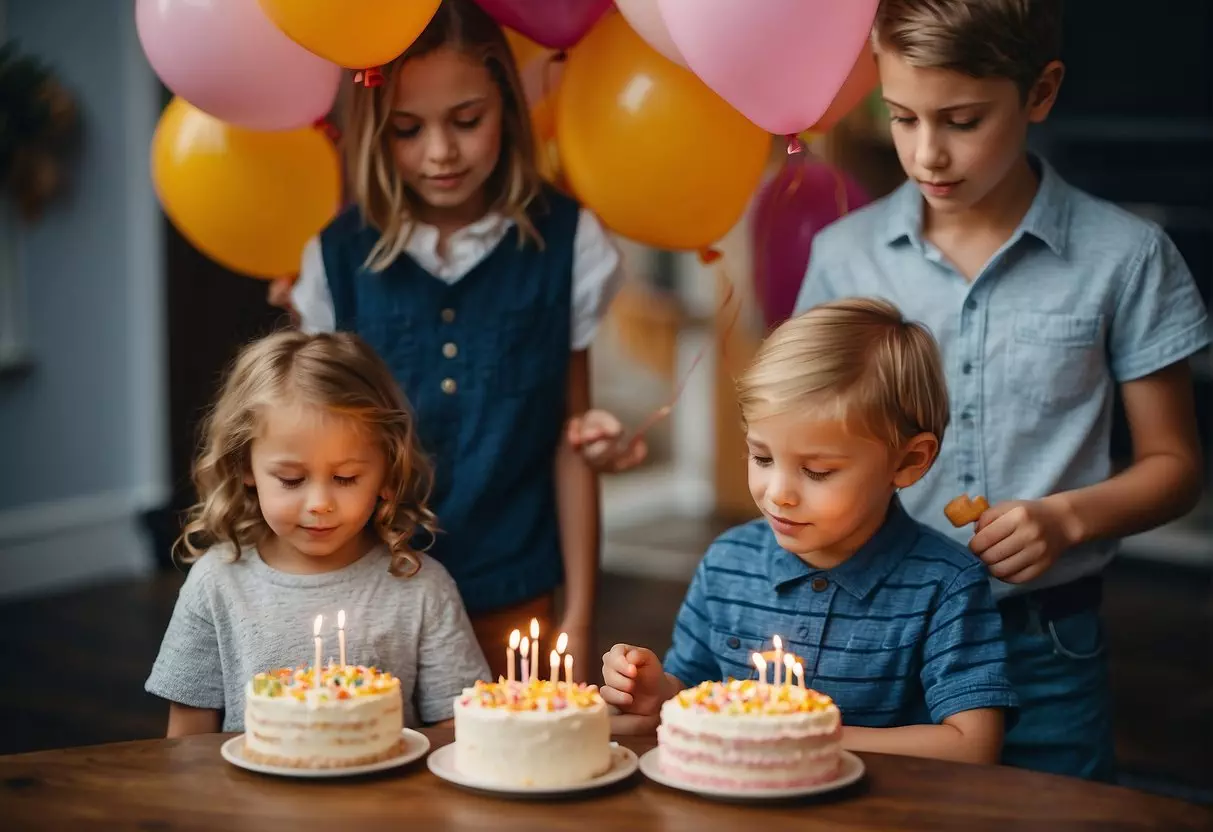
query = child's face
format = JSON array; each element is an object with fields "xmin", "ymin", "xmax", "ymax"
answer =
[
  {"xmin": 248, "ymin": 403, "xmax": 388, "ymax": 570},
  {"xmin": 876, "ymin": 46, "xmax": 1061, "ymax": 215},
  {"xmin": 388, "ymin": 45, "xmax": 505, "ymax": 222},
  {"xmin": 746, "ymin": 412, "xmax": 933, "ymax": 566}
]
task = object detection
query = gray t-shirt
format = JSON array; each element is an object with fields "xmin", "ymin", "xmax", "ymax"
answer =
[{"xmin": 145, "ymin": 545, "xmax": 490, "ymax": 731}]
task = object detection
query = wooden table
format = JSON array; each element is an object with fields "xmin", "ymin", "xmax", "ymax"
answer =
[{"xmin": 1, "ymin": 728, "xmax": 1208, "ymax": 831}]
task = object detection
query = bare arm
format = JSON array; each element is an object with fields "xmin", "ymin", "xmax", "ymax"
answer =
[
  {"xmin": 166, "ymin": 703, "xmax": 221, "ymax": 738},
  {"xmin": 555, "ymin": 350, "xmax": 601, "ymax": 671},
  {"xmin": 1048, "ymin": 361, "xmax": 1204, "ymax": 545},
  {"xmin": 842, "ymin": 708, "xmax": 1004, "ymax": 765}
]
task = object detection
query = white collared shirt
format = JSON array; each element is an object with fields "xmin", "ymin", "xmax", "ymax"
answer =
[{"xmin": 291, "ymin": 207, "xmax": 623, "ymax": 351}]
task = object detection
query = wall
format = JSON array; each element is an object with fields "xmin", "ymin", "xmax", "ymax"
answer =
[{"xmin": 0, "ymin": 0, "xmax": 166, "ymax": 597}]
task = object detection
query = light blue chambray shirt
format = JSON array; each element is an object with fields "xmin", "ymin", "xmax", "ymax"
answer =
[{"xmin": 794, "ymin": 156, "xmax": 1211, "ymax": 601}]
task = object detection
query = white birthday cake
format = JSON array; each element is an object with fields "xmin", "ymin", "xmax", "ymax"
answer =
[
  {"xmin": 657, "ymin": 679, "xmax": 843, "ymax": 790},
  {"xmin": 453, "ymin": 678, "xmax": 612, "ymax": 787},
  {"xmin": 242, "ymin": 665, "xmax": 404, "ymax": 769}
]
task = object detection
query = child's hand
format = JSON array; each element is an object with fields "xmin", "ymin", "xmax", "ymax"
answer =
[
  {"xmin": 601, "ymin": 644, "xmax": 666, "ymax": 732},
  {"xmin": 969, "ymin": 498, "xmax": 1076, "ymax": 584},
  {"xmin": 267, "ymin": 277, "xmax": 299, "ymax": 325},
  {"xmin": 566, "ymin": 409, "xmax": 648, "ymax": 474}
]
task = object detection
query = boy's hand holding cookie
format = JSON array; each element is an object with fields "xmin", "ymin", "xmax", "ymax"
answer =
[{"xmin": 968, "ymin": 498, "xmax": 1079, "ymax": 584}]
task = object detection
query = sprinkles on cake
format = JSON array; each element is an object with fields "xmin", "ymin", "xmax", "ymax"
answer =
[
  {"xmin": 673, "ymin": 679, "xmax": 837, "ymax": 715},
  {"xmin": 459, "ymin": 678, "xmax": 604, "ymax": 712},
  {"xmin": 250, "ymin": 664, "xmax": 399, "ymax": 701}
]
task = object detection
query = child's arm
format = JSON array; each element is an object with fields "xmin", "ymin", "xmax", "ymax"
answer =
[
  {"xmin": 554, "ymin": 349, "xmax": 601, "ymax": 677},
  {"xmin": 167, "ymin": 703, "xmax": 222, "ymax": 737},
  {"xmin": 842, "ymin": 709, "xmax": 1004, "ymax": 765}
]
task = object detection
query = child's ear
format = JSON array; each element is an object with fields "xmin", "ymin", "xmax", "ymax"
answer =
[
  {"xmin": 892, "ymin": 432, "xmax": 939, "ymax": 490},
  {"xmin": 1027, "ymin": 59, "xmax": 1065, "ymax": 123},
  {"xmin": 243, "ymin": 472, "xmax": 256, "ymax": 488}
]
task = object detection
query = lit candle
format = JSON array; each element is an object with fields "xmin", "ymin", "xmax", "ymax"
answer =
[
  {"xmin": 752, "ymin": 652, "xmax": 767, "ymax": 686},
  {"xmin": 564, "ymin": 653, "xmax": 574, "ymax": 697},
  {"xmin": 337, "ymin": 609, "xmax": 347, "ymax": 669},
  {"xmin": 783, "ymin": 653, "xmax": 795, "ymax": 691},
  {"xmin": 520, "ymin": 636, "xmax": 530, "ymax": 684},
  {"xmin": 772, "ymin": 635, "xmax": 783, "ymax": 686},
  {"xmin": 794, "ymin": 661, "xmax": 805, "ymax": 690},
  {"xmin": 507, "ymin": 629, "xmax": 520, "ymax": 685},
  {"xmin": 529, "ymin": 618, "xmax": 540, "ymax": 685},
  {"xmin": 313, "ymin": 614, "xmax": 323, "ymax": 690},
  {"xmin": 550, "ymin": 649, "xmax": 560, "ymax": 684}
]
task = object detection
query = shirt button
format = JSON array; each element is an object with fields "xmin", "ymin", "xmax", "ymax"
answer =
[
  {"xmin": 727, "ymin": 636, "xmax": 740, "ymax": 649},
  {"xmin": 441, "ymin": 308, "xmax": 456, "ymax": 323},
  {"xmin": 442, "ymin": 342, "xmax": 458, "ymax": 359},
  {"xmin": 962, "ymin": 473, "xmax": 975, "ymax": 484},
  {"xmin": 961, "ymin": 410, "xmax": 973, "ymax": 422},
  {"xmin": 441, "ymin": 378, "xmax": 457, "ymax": 394},
  {"xmin": 811, "ymin": 577, "xmax": 829, "ymax": 592},
  {"xmin": 965, "ymin": 298, "xmax": 977, "ymax": 311},
  {"xmin": 962, "ymin": 362, "xmax": 973, "ymax": 375}
]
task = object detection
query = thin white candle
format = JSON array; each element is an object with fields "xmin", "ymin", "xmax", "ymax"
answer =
[
  {"xmin": 772, "ymin": 635, "xmax": 783, "ymax": 686},
  {"xmin": 564, "ymin": 653, "xmax": 573, "ymax": 697},
  {"xmin": 507, "ymin": 629, "xmax": 520, "ymax": 684},
  {"xmin": 313, "ymin": 614, "xmax": 323, "ymax": 690},
  {"xmin": 520, "ymin": 636, "xmax": 530, "ymax": 684},
  {"xmin": 337, "ymin": 609, "xmax": 347, "ymax": 669},
  {"xmin": 794, "ymin": 661, "xmax": 805, "ymax": 690},
  {"xmin": 550, "ymin": 649, "xmax": 560, "ymax": 684},
  {"xmin": 783, "ymin": 653, "xmax": 795, "ymax": 691},
  {"xmin": 752, "ymin": 651, "xmax": 767, "ymax": 686},
  {"xmin": 529, "ymin": 618, "xmax": 540, "ymax": 685}
]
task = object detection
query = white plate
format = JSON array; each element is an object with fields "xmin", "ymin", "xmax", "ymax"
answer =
[
  {"xmin": 220, "ymin": 728, "xmax": 431, "ymax": 778},
  {"xmin": 638, "ymin": 747, "xmax": 866, "ymax": 801},
  {"xmin": 426, "ymin": 741, "xmax": 639, "ymax": 797}
]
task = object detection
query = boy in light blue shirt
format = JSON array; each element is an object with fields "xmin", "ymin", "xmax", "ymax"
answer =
[{"xmin": 795, "ymin": 0, "xmax": 1209, "ymax": 782}]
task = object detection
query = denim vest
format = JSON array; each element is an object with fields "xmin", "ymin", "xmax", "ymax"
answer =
[{"xmin": 320, "ymin": 189, "xmax": 577, "ymax": 614}]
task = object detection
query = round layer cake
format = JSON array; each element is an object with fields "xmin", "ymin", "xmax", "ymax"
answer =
[
  {"xmin": 453, "ymin": 679, "xmax": 611, "ymax": 787},
  {"xmin": 657, "ymin": 679, "xmax": 842, "ymax": 790},
  {"xmin": 243, "ymin": 665, "xmax": 404, "ymax": 769}
]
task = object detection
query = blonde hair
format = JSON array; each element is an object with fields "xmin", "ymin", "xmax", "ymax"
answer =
[
  {"xmin": 175, "ymin": 330, "xmax": 437, "ymax": 577},
  {"xmin": 874, "ymin": 0, "xmax": 1064, "ymax": 99},
  {"xmin": 344, "ymin": 0, "xmax": 543, "ymax": 272},
  {"xmin": 737, "ymin": 297, "xmax": 950, "ymax": 450}
]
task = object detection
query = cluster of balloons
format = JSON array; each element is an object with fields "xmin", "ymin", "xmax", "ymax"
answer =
[{"xmin": 138, "ymin": 0, "xmax": 880, "ymax": 294}]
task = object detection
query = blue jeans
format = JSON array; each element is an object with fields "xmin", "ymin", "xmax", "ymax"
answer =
[{"xmin": 1000, "ymin": 605, "xmax": 1118, "ymax": 782}]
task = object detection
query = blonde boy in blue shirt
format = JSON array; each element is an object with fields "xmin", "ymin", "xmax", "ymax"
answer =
[{"xmin": 795, "ymin": 0, "xmax": 1210, "ymax": 782}]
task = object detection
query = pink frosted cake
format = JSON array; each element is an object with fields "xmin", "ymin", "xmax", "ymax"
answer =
[{"xmin": 657, "ymin": 679, "xmax": 843, "ymax": 790}]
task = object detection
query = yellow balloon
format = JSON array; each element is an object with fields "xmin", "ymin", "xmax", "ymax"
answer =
[
  {"xmin": 556, "ymin": 12, "xmax": 770, "ymax": 251},
  {"xmin": 151, "ymin": 97, "xmax": 342, "ymax": 280},
  {"xmin": 258, "ymin": 0, "xmax": 441, "ymax": 69}
]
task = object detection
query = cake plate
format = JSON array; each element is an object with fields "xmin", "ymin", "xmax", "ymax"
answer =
[
  {"xmin": 426, "ymin": 741, "xmax": 639, "ymax": 798},
  {"xmin": 221, "ymin": 728, "xmax": 431, "ymax": 778},
  {"xmin": 638, "ymin": 747, "xmax": 865, "ymax": 801}
]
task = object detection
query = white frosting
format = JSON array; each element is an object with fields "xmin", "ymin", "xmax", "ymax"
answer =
[
  {"xmin": 244, "ymin": 682, "xmax": 403, "ymax": 766},
  {"xmin": 453, "ymin": 693, "xmax": 611, "ymax": 787}
]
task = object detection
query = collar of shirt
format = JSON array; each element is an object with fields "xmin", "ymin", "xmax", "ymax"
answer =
[
  {"xmin": 881, "ymin": 154, "xmax": 1072, "ymax": 257},
  {"xmin": 405, "ymin": 212, "xmax": 514, "ymax": 284},
  {"xmin": 763, "ymin": 497, "xmax": 920, "ymax": 599}
]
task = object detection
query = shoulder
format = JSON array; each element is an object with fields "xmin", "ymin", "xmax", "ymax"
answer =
[
  {"xmin": 700, "ymin": 519, "xmax": 775, "ymax": 569},
  {"xmin": 389, "ymin": 552, "xmax": 462, "ymax": 597},
  {"xmin": 318, "ymin": 203, "xmax": 371, "ymax": 246},
  {"xmin": 812, "ymin": 187, "xmax": 906, "ymax": 260},
  {"xmin": 175, "ymin": 546, "xmax": 249, "ymax": 605},
  {"xmin": 1064, "ymin": 183, "xmax": 1170, "ymax": 265},
  {"xmin": 898, "ymin": 522, "xmax": 987, "ymax": 590}
]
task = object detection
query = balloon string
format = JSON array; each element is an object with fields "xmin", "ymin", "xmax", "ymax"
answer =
[
  {"xmin": 618, "ymin": 250, "xmax": 742, "ymax": 450},
  {"xmin": 542, "ymin": 51, "xmax": 563, "ymax": 103}
]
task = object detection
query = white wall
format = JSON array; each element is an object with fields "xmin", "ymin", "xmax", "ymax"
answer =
[{"xmin": 0, "ymin": 0, "xmax": 166, "ymax": 597}]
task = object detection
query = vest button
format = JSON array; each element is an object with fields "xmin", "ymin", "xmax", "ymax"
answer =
[
  {"xmin": 441, "ymin": 378, "xmax": 457, "ymax": 394},
  {"xmin": 442, "ymin": 342, "xmax": 458, "ymax": 359},
  {"xmin": 811, "ymin": 577, "xmax": 829, "ymax": 592},
  {"xmin": 441, "ymin": 308, "xmax": 456, "ymax": 323}
]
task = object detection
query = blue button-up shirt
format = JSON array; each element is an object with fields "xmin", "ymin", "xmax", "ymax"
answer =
[
  {"xmin": 795, "ymin": 157, "xmax": 1211, "ymax": 600},
  {"xmin": 663, "ymin": 500, "xmax": 1017, "ymax": 728}
]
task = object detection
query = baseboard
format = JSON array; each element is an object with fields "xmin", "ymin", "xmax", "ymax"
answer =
[{"xmin": 0, "ymin": 490, "xmax": 156, "ymax": 600}]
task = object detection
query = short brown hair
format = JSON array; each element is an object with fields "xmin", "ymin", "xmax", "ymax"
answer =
[
  {"xmin": 176, "ymin": 330, "xmax": 437, "ymax": 577},
  {"xmin": 737, "ymin": 298, "xmax": 950, "ymax": 451},
  {"xmin": 344, "ymin": 0, "xmax": 542, "ymax": 272},
  {"xmin": 874, "ymin": 0, "xmax": 1063, "ymax": 97}
]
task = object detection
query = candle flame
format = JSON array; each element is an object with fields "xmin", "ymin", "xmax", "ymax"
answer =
[
  {"xmin": 752, "ymin": 651, "xmax": 766, "ymax": 670},
  {"xmin": 773, "ymin": 634, "xmax": 782, "ymax": 651},
  {"xmin": 313, "ymin": 614, "xmax": 323, "ymax": 636},
  {"xmin": 520, "ymin": 636, "xmax": 529, "ymax": 654},
  {"xmin": 783, "ymin": 653, "xmax": 795, "ymax": 670},
  {"xmin": 556, "ymin": 632, "xmax": 568, "ymax": 654},
  {"xmin": 337, "ymin": 609, "xmax": 345, "ymax": 629},
  {"xmin": 564, "ymin": 653, "xmax": 573, "ymax": 671},
  {"xmin": 508, "ymin": 628, "xmax": 520, "ymax": 650},
  {"xmin": 550, "ymin": 649, "xmax": 559, "ymax": 663},
  {"xmin": 530, "ymin": 618, "xmax": 539, "ymax": 639},
  {"xmin": 794, "ymin": 661, "xmax": 804, "ymax": 677}
]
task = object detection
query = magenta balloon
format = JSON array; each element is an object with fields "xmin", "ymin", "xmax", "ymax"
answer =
[
  {"xmin": 136, "ymin": 0, "xmax": 341, "ymax": 132},
  {"xmin": 752, "ymin": 160, "xmax": 870, "ymax": 328},
  {"xmin": 473, "ymin": 0, "xmax": 612, "ymax": 50}
]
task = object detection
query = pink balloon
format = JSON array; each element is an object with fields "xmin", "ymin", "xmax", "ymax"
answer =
[
  {"xmin": 751, "ymin": 159, "xmax": 870, "ymax": 328},
  {"xmin": 658, "ymin": 0, "xmax": 879, "ymax": 135},
  {"xmin": 136, "ymin": 0, "xmax": 340, "ymax": 132},
  {"xmin": 473, "ymin": 0, "xmax": 612, "ymax": 50},
  {"xmin": 615, "ymin": 0, "xmax": 686, "ymax": 67}
]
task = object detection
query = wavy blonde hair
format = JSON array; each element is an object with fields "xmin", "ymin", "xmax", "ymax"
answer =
[
  {"xmin": 175, "ymin": 330, "xmax": 437, "ymax": 577},
  {"xmin": 737, "ymin": 297, "xmax": 951, "ymax": 452},
  {"xmin": 344, "ymin": 0, "xmax": 544, "ymax": 272}
]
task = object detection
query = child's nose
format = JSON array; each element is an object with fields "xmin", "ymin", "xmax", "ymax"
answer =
[
  {"xmin": 306, "ymin": 485, "xmax": 335, "ymax": 514},
  {"xmin": 916, "ymin": 127, "xmax": 948, "ymax": 170}
]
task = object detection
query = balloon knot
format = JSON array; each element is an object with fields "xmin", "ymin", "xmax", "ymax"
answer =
[
  {"xmin": 552, "ymin": 50, "xmax": 569, "ymax": 63},
  {"xmin": 698, "ymin": 247, "xmax": 723, "ymax": 265},
  {"xmin": 313, "ymin": 118, "xmax": 341, "ymax": 143},
  {"xmin": 785, "ymin": 134, "xmax": 805, "ymax": 155},
  {"xmin": 353, "ymin": 67, "xmax": 385, "ymax": 88}
]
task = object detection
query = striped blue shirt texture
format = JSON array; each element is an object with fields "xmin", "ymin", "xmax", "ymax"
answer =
[{"xmin": 663, "ymin": 498, "xmax": 1018, "ymax": 727}]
